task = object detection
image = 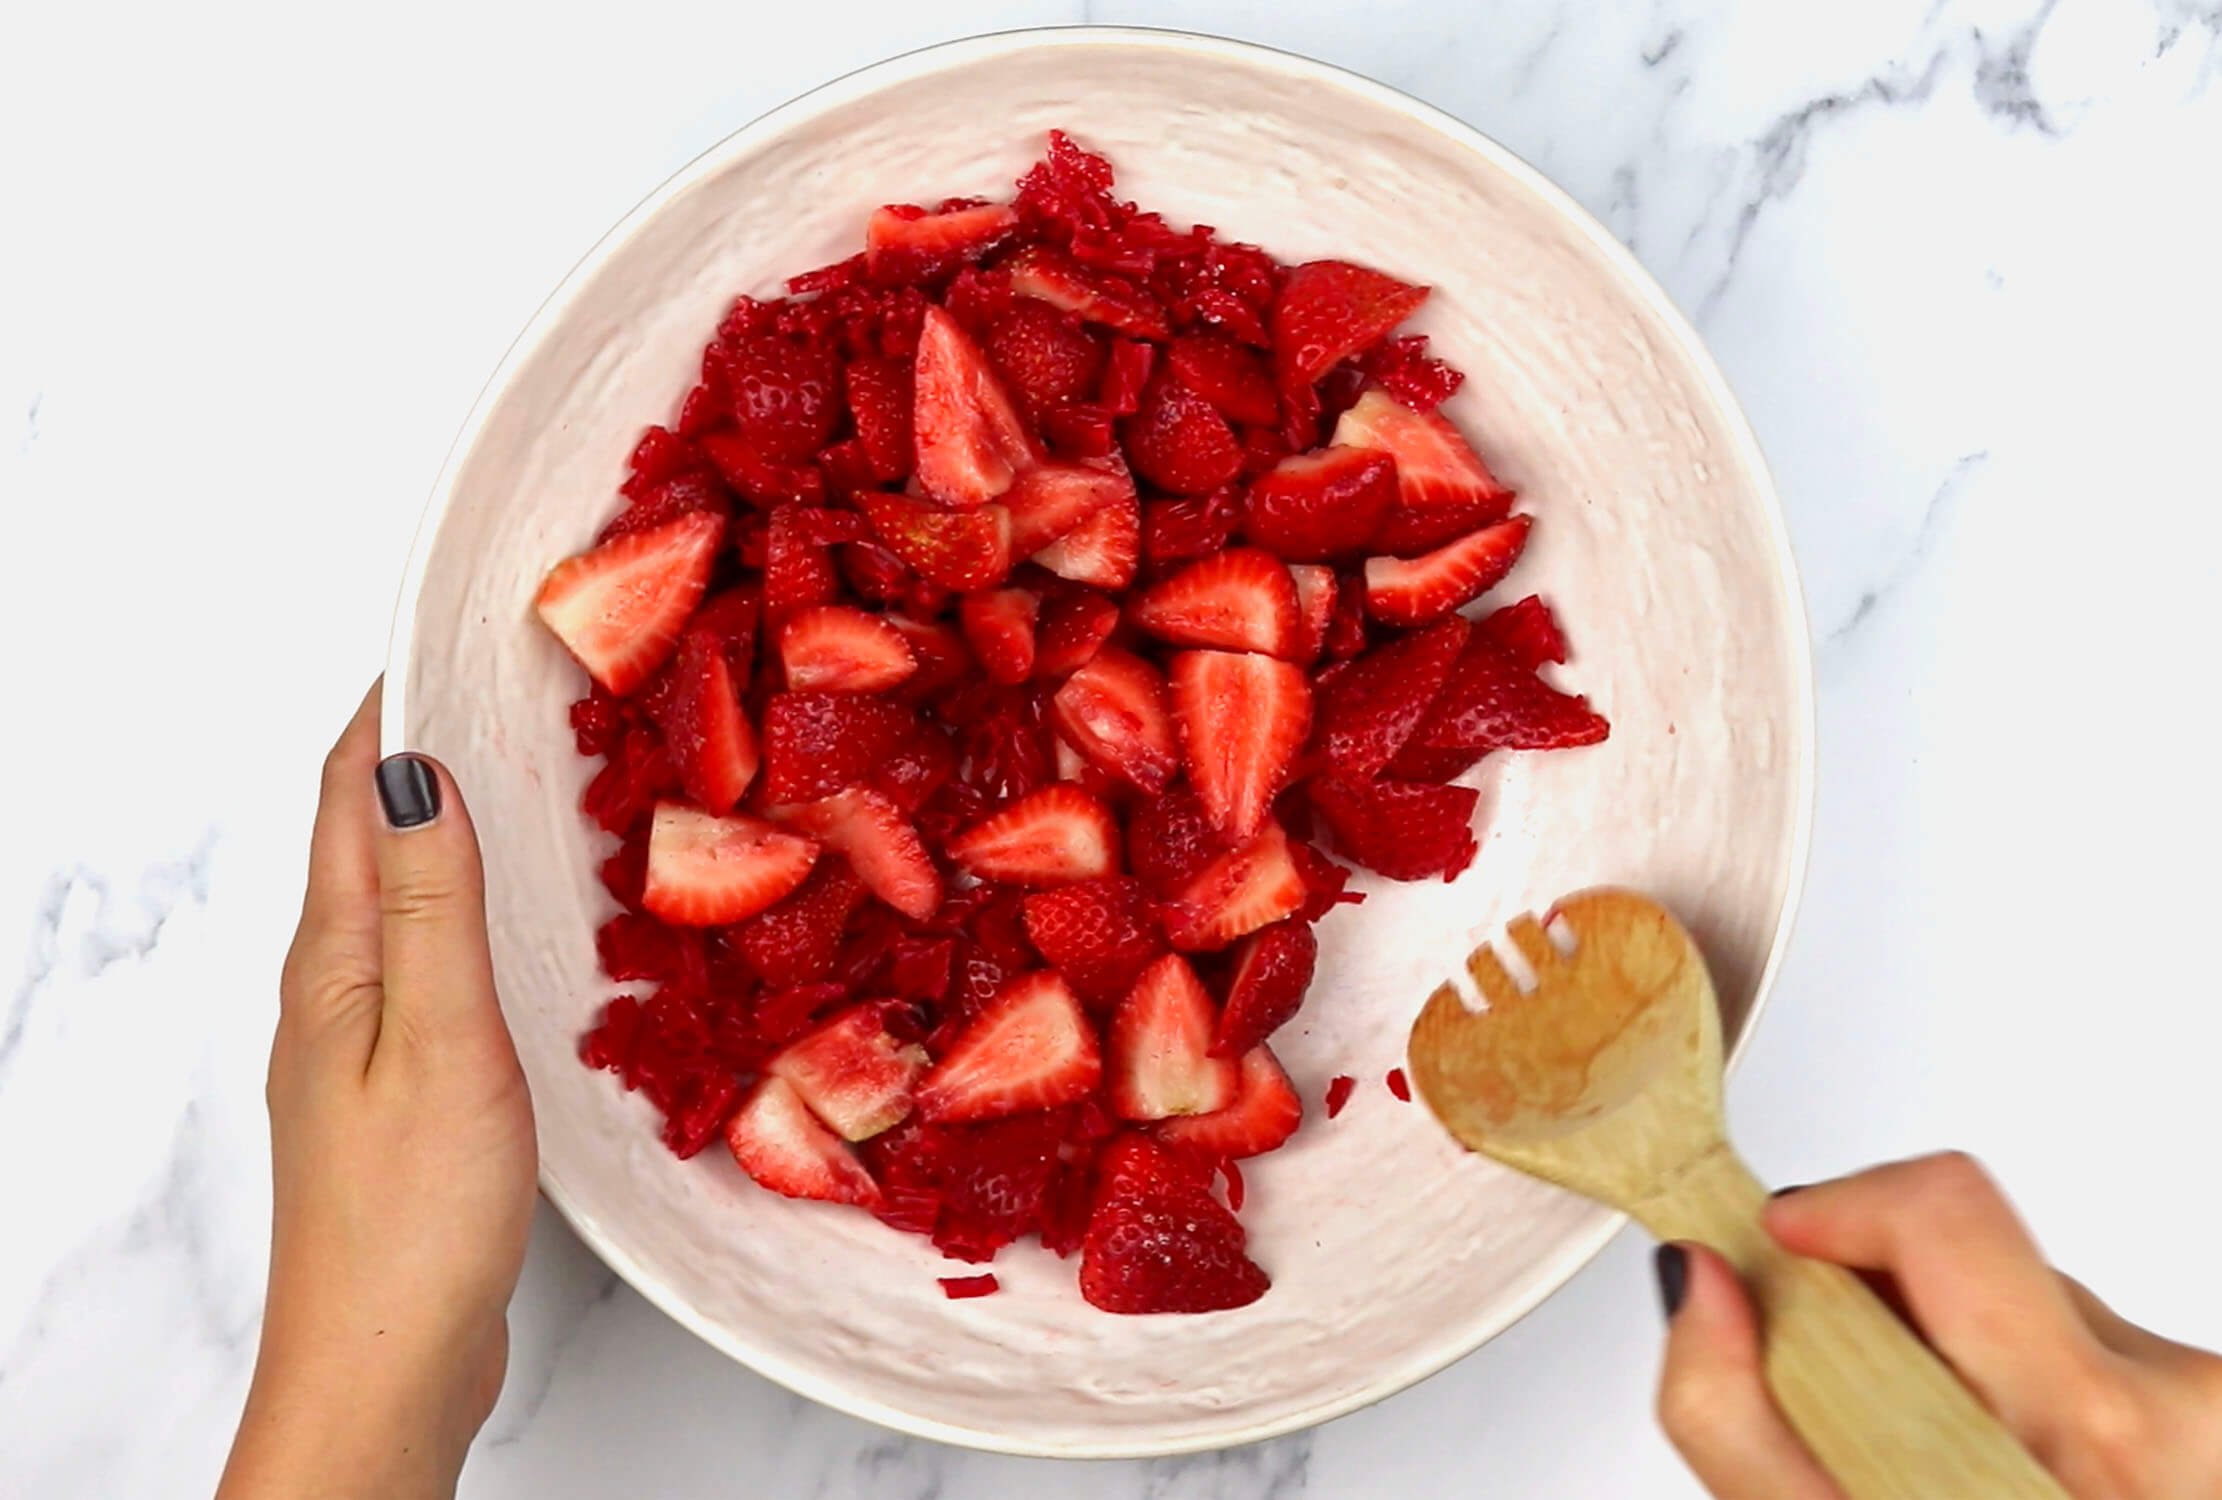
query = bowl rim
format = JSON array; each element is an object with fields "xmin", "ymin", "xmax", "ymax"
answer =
[{"xmin": 383, "ymin": 22, "xmax": 1817, "ymax": 1459}]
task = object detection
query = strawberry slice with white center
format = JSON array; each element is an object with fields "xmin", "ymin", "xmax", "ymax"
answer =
[
  {"xmin": 1108, "ymin": 953, "xmax": 1239, "ymax": 1121},
  {"xmin": 535, "ymin": 510, "xmax": 725, "ymax": 694},
  {"xmin": 1006, "ymin": 245, "xmax": 1172, "ymax": 340},
  {"xmin": 1363, "ymin": 514, "xmax": 1532, "ymax": 627},
  {"xmin": 862, "ymin": 491, "xmax": 1013, "ymax": 592},
  {"xmin": 660, "ymin": 626, "xmax": 758, "ymax": 814},
  {"xmin": 642, "ymin": 802, "xmax": 819, "ymax": 926},
  {"xmin": 1031, "ymin": 488, "xmax": 1139, "ymax": 590},
  {"xmin": 1131, "ymin": 548, "xmax": 1300, "ymax": 658},
  {"xmin": 778, "ymin": 604, "xmax": 918, "ymax": 693},
  {"xmin": 768, "ymin": 1002, "xmax": 931, "ymax": 1142},
  {"xmin": 946, "ymin": 783, "xmax": 1120, "ymax": 887},
  {"xmin": 1334, "ymin": 387, "xmax": 1515, "ymax": 554},
  {"xmin": 1288, "ymin": 565, "xmax": 1338, "ymax": 664},
  {"xmin": 864, "ymin": 202, "xmax": 1018, "ymax": 284},
  {"xmin": 725, "ymin": 1075, "xmax": 883, "ymax": 1208},
  {"xmin": 1161, "ymin": 822, "xmax": 1307, "ymax": 951},
  {"xmin": 958, "ymin": 587, "xmax": 1039, "ymax": 685},
  {"xmin": 1168, "ymin": 649, "xmax": 1313, "ymax": 841},
  {"xmin": 913, "ymin": 305, "xmax": 1039, "ymax": 508},
  {"xmin": 1271, "ymin": 261, "xmax": 1430, "ymax": 392},
  {"xmin": 774, "ymin": 786, "xmax": 943, "ymax": 922},
  {"xmin": 1050, "ymin": 647, "xmax": 1179, "ymax": 795},
  {"xmin": 1004, "ymin": 458, "xmax": 1134, "ymax": 556},
  {"xmin": 916, "ymin": 970, "xmax": 1103, "ymax": 1123},
  {"xmin": 1155, "ymin": 1045, "xmax": 1303, "ymax": 1159}
]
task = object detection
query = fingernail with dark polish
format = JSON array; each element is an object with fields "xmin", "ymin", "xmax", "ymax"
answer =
[
  {"xmin": 1654, "ymin": 1243, "xmax": 1689, "ymax": 1318},
  {"xmin": 1770, "ymin": 1183, "xmax": 1806, "ymax": 1200},
  {"xmin": 376, "ymin": 754, "xmax": 441, "ymax": 829}
]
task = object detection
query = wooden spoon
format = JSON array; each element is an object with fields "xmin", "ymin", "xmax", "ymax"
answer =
[{"xmin": 1406, "ymin": 888, "xmax": 2069, "ymax": 1500}]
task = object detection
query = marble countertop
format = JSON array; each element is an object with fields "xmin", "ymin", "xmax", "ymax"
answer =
[{"xmin": 5, "ymin": 2, "xmax": 2220, "ymax": 1495}]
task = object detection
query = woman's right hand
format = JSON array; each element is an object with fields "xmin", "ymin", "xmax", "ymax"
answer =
[{"xmin": 1654, "ymin": 1152, "xmax": 2222, "ymax": 1499}]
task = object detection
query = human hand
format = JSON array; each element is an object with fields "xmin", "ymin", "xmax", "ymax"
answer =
[
  {"xmin": 1654, "ymin": 1152, "xmax": 2222, "ymax": 1499},
  {"xmin": 219, "ymin": 684, "xmax": 536, "ymax": 1500}
]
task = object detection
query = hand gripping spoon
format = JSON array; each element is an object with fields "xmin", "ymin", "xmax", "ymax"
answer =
[{"xmin": 1406, "ymin": 888, "xmax": 2068, "ymax": 1500}]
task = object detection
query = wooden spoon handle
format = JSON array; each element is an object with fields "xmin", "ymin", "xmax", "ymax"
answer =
[{"xmin": 1635, "ymin": 1147, "xmax": 2072, "ymax": 1500}]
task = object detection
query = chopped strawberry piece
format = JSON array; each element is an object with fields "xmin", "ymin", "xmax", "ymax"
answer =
[
  {"xmin": 1475, "ymin": 594, "xmax": 1568, "ymax": 671},
  {"xmin": 778, "ymin": 604, "xmax": 918, "ymax": 694},
  {"xmin": 1079, "ymin": 1135, "xmax": 1267, "ymax": 1314},
  {"xmin": 1006, "ymin": 246, "xmax": 1172, "ymax": 340},
  {"xmin": 1309, "ymin": 775, "xmax": 1481, "ymax": 881},
  {"xmin": 916, "ymin": 971, "xmax": 1102, "ymax": 1123},
  {"xmin": 1157, "ymin": 1045, "xmax": 1303, "ymax": 1159},
  {"xmin": 1121, "ymin": 365, "xmax": 1243, "ymax": 496},
  {"xmin": 660, "ymin": 627, "xmax": 759, "ymax": 813},
  {"xmin": 883, "ymin": 614, "xmax": 974, "ymax": 696},
  {"xmin": 1356, "ymin": 333, "xmax": 1464, "ymax": 411},
  {"xmin": 642, "ymin": 802, "xmax": 820, "ymax": 926},
  {"xmin": 699, "ymin": 430, "xmax": 826, "ymax": 509},
  {"xmin": 726, "ymin": 331, "xmax": 840, "ymax": 462},
  {"xmin": 1324, "ymin": 1074, "xmax": 1357, "ymax": 1119},
  {"xmin": 760, "ymin": 691, "xmax": 920, "ymax": 804},
  {"xmin": 1386, "ymin": 1067, "xmax": 1411, "ymax": 1102},
  {"xmin": 535, "ymin": 511, "xmax": 725, "ymax": 694},
  {"xmin": 1050, "ymin": 648, "xmax": 1179, "ymax": 794},
  {"xmin": 736, "ymin": 858, "xmax": 869, "ymax": 988},
  {"xmin": 913, "ymin": 305, "xmax": 1038, "ymax": 507},
  {"xmin": 1004, "ymin": 457, "xmax": 1134, "ymax": 556},
  {"xmin": 725, "ymin": 1076, "xmax": 883, "ymax": 1208},
  {"xmin": 1162, "ymin": 822, "xmax": 1307, "ymax": 951},
  {"xmin": 1390, "ymin": 640, "xmax": 1609, "ymax": 780},
  {"xmin": 1314, "ymin": 613, "xmax": 1471, "ymax": 777},
  {"xmin": 958, "ymin": 587, "xmax": 1040, "ymax": 685},
  {"xmin": 1272, "ymin": 260, "xmax": 1429, "ymax": 393},
  {"xmin": 1142, "ymin": 487, "xmax": 1244, "ymax": 567},
  {"xmin": 1324, "ymin": 574, "xmax": 1371, "ymax": 660},
  {"xmin": 983, "ymin": 298, "xmax": 1105, "ymax": 416},
  {"xmin": 939, "ymin": 1273, "xmax": 1001, "ymax": 1299},
  {"xmin": 1287, "ymin": 565, "xmax": 1337, "ymax": 663},
  {"xmin": 1334, "ymin": 387, "xmax": 1514, "ymax": 552},
  {"xmin": 863, "ymin": 491, "xmax": 1014, "ymax": 592},
  {"xmin": 1364, "ymin": 515, "xmax": 1533, "ymax": 627},
  {"xmin": 844, "ymin": 355, "xmax": 915, "ymax": 482},
  {"xmin": 598, "ymin": 470, "xmax": 733, "ymax": 546},
  {"xmin": 769, "ymin": 1002, "xmax": 930, "ymax": 1141},
  {"xmin": 1034, "ymin": 589, "xmax": 1121, "ymax": 677},
  {"xmin": 865, "ymin": 201, "xmax": 1018, "ymax": 285},
  {"xmin": 924, "ymin": 1109, "xmax": 1069, "ymax": 1260},
  {"xmin": 691, "ymin": 585, "xmax": 762, "ymax": 683},
  {"xmin": 1165, "ymin": 330, "xmax": 1279, "ymax": 426},
  {"xmin": 774, "ymin": 786, "xmax": 942, "ymax": 922},
  {"xmin": 1213, "ymin": 919, "xmax": 1317, "ymax": 1057},
  {"xmin": 1168, "ymin": 650, "xmax": 1312, "ymax": 841},
  {"xmin": 947, "ymin": 783, "xmax": 1120, "ymax": 887},
  {"xmin": 1021, "ymin": 876, "xmax": 1166, "ymax": 1007},
  {"xmin": 1109, "ymin": 954, "xmax": 1239, "ymax": 1121},
  {"xmin": 1243, "ymin": 445, "xmax": 1398, "ymax": 562},
  {"xmin": 762, "ymin": 506, "xmax": 843, "ymax": 629},
  {"xmin": 1124, "ymin": 784, "xmax": 1232, "ymax": 898},
  {"xmin": 1132, "ymin": 548, "xmax": 1299, "ymax": 658},
  {"xmin": 1031, "ymin": 487, "xmax": 1138, "ymax": 590},
  {"xmin": 1041, "ymin": 401, "xmax": 1117, "ymax": 458},
  {"xmin": 1097, "ymin": 337, "xmax": 1156, "ymax": 415}
]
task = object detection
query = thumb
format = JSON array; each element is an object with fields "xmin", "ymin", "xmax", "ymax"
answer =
[
  {"xmin": 371, "ymin": 752, "xmax": 505, "ymax": 1059},
  {"xmin": 1655, "ymin": 1243, "xmax": 1845, "ymax": 1500}
]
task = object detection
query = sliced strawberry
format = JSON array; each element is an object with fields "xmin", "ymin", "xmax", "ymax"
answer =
[
  {"xmin": 1334, "ymin": 387, "xmax": 1515, "ymax": 552},
  {"xmin": 762, "ymin": 506, "xmax": 843, "ymax": 629},
  {"xmin": 1393, "ymin": 634, "xmax": 1610, "ymax": 773},
  {"xmin": 983, "ymin": 298, "xmax": 1105, "ymax": 416},
  {"xmin": 1309, "ymin": 774, "xmax": 1481, "ymax": 881},
  {"xmin": 1079, "ymin": 1134, "xmax": 1268, "ymax": 1314},
  {"xmin": 1324, "ymin": 574, "xmax": 1370, "ymax": 660},
  {"xmin": 1050, "ymin": 648, "xmax": 1179, "ymax": 794},
  {"xmin": 659, "ymin": 627, "xmax": 758, "ymax": 813},
  {"xmin": 865, "ymin": 201, "xmax": 1018, "ymax": 285},
  {"xmin": 912, "ymin": 305, "xmax": 1038, "ymax": 507},
  {"xmin": 725, "ymin": 1075, "xmax": 882, "ymax": 1208},
  {"xmin": 535, "ymin": 511, "xmax": 724, "ymax": 694},
  {"xmin": 726, "ymin": 332, "xmax": 840, "ymax": 462},
  {"xmin": 1168, "ymin": 650, "xmax": 1312, "ymax": 841},
  {"xmin": 1132, "ymin": 549, "xmax": 1299, "ymax": 658},
  {"xmin": 737, "ymin": 857, "xmax": 869, "ymax": 988},
  {"xmin": 1364, "ymin": 515, "xmax": 1532, "ymax": 627},
  {"xmin": 1124, "ymin": 784, "xmax": 1232, "ymax": 898},
  {"xmin": 948, "ymin": 783, "xmax": 1120, "ymax": 887},
  {"xmin": 642, "ymin": 802, "xmax": 819, "ymax": 925},
  {"xmin": 916, "ymin": 971, "xmax": 1103, "ymax": 1123},
  {"xmin": 1122, "ymin": 365, "xmax": 1243, "ymax": 496},
  {"xmin": 700, "ymin": 429, "xmax": 826, "ymax": 509},
  {"xmin": 958, "ymin": 587, "xmax": 1039, "ymax": 685},
  {"xmin": 863, "ymin": 491, "xmax": 1013, "ymax": 592},
  {"xmin": 1243, "ymin": 445, "xmax": 1397, "ymax": 562},
  {"xmin": 1288, "ymin": 564, "xmax": 1337, "ymax": 663},
  {"xmin": 691, "ymin": 584, "xmax": 762, "ymax": 685},
  {"xmin": 1021, "ymin": 876, "xmax": 1166, "ymax": 1008},
  {"xmin": 1040, "ymin": 401, "xmax": 1116, "ymax": 458},
  {"xmin": 760, "ymin": 691, "xmax": 920, "ymax": 805},
  {"xmin": 1314, "ymin": 612, "xmax": 1470, "ymax": 776},
  {"xmin": 1142, "ymin": 487, "xmax": 1243, "ymax": 567},
  {"xmin": 1165, "ymin": 330, "xmax": 1279, "ymax": 426},
  {"xmin": 598, "ymin": 469, "xmax": 732, "ymax": 546},
  {"xmin": 1031, "ymin": 487, "xmax": 1139, "ymax": 590},
  {"xmin": 1006, "ymin": 246, "xmax": 1172, "ymax": 340},
  {"xmin": 1272, "ymin": 260, "xmax": 1429, "ymax": 392},
  {"xmin": 844, "ymin": 355, "xmax": 915, "ymax": 482},
  {"xmin": 1162, "ymin": 822, "xmax": 1307, "ymax": 951},
  {"xmin": 1109, "ymin": 953, "xmax": 1239, "ymax": 1121},
  {"xmin": 1004, "ymin": 458, "xmax": 1133, "ymax": 556},
  {"xmin": 1096, "ymin": 336, "xmax": 1156, "ymax": 415},
  {"xmin": 1213, "ymin": 919, "xmax": 1317, "ymax": 1057},
  {"xmin": 775, "ymin": 786, "xmax": 942, "ymax": 922},
  {"xmin": 1035, "ymin": 589, "xmax": 1121, "ymax": 677},
  {"xmin": 1156, "ymin": 1045, "xmax": 1303, "ymax": 1159},
  {"xmin": 883, "ymin": 614, "xmax": 973, "ymax": 696},
  {"xmin": 1475, "ymin": 594, "xmax": 1568, "ymax": 671},
  {"xmin": 778, "ymin": 604, "xmax": 918, "ymax": 694},
  {"xmin": 769, "ymin": 1002, "xmax": 930, "ymax": 1141},
  {"xmin": 870, "ymin": 724, "xmax": 958, "ymax": 813}
]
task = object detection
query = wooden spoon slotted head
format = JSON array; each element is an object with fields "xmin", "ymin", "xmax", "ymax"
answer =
[{"xmin": 1407, "ymin": 889, "xmax": 2069, "ymax": 1500}]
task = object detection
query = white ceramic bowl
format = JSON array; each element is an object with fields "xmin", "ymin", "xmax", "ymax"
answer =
[{"xmin": 385, "ymin": 27, "xmax": 1812, "ymax": 1458}]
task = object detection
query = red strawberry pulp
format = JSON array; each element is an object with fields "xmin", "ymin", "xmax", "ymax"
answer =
[{"xmin": 536, "ymin": 132, "xmax": 1611, "ymax": 1316}]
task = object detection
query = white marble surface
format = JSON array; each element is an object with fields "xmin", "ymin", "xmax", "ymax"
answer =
[{"xmin": 4, "ymin": 1, "xmax": 2220, "ymax": 1495}]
